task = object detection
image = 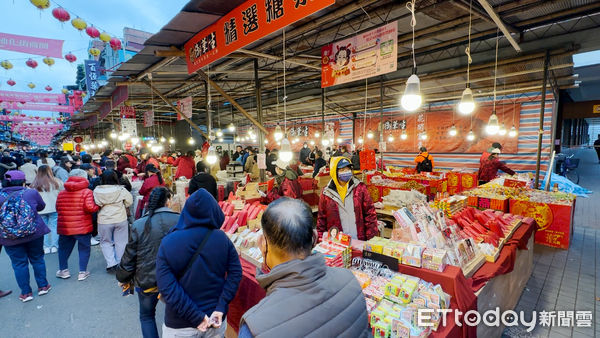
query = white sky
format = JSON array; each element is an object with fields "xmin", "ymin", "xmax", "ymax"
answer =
[{"xmin": 0, "ymin": 0, "xmax": 188, "ymax": 105}]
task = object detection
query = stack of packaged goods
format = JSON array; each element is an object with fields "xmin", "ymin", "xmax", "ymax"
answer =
[
  {"xmin": 313, "ymin": 232, "xmax": 352, "ymax": 268},
  {"xmin": 381, "ymin": 190, "xmax": 427, "ymax": 210},
  {"xmin": 433, "ymin": 195, "xmax": 467, "ymax": 218},
  {"xmin": 351, "ymin": 267, "xmax": 452, "ymax": 337},
  {"xmin": 229, "ymin": 229, "xmax": 264, "ymax": 267}
]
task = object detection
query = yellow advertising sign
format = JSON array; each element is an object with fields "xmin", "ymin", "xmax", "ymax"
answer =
[
  {"xmin": 593, "ymin": 105, "xmax": 600, "ymax": 114},
  {"xmin": 62, "ymin": 142, "xmax": 74, "ymax": 152}
]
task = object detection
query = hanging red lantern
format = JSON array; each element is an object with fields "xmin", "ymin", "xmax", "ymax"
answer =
[
  {"xmin": 64, "ymin": 52, "xmax": 77, "ymax": 63},
  {"xmin": 109, "ymin": 37, "xmax": 122, "ymax": 51},
  {"xmin": 51, "ymin": 7, "xmax": 70, "ymax": 23},
  {"xmin": 86, "ymin": 25, "xmax": 100, "ymax": 39},
  {"xmin": 7, "ymin": 79, "xmax": 15, "ymax": 86},
  {"xmin": 26, "ymin": 58, "xmax": 38, "ymax": 69},
  {"xmin": 45, "ymin": 85, "xmax": 52, "ymax": 92}
]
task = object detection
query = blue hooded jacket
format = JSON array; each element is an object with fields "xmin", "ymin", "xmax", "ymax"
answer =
[{"xmin": 156, "ymin": 188, "xmax": 242, "ymax": 329}]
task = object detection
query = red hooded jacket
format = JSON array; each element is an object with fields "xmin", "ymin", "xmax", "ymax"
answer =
[
  {"xmin": 56, "ymin": 176, "xmax": 99, "ymax": 235},
  {"xmin": 173, "ymin": 156, "xmax": 196, "ymax": 179}
]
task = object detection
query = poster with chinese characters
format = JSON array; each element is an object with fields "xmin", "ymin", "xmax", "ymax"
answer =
[
  {"xmin": 121, "ymin": 118, "xmax": 138, "ymax": 137},
  {"xmin": 143, "ymin": 111, "xmax": 154, "ymax": 128},
  {"xmin": 84, "ymin": 60, "xmax": 101, "ymax": 98},
  {"xmin": 321, "ymin": 21, "xmax": 398, "ymax": 88},
  {"xmin": 177, "ymin": 96, "xmax": 193, "ymax": 121},
  {"xmin": 184, "ymin": 0, "xmax": 335, "ymax": 74}
]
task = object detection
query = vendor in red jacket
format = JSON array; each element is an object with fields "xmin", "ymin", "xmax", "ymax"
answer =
[
  {"xmin": 317, "ymin": 157, "xmax": 378, "ymax": 241},
  {"xmin": 263, "ymin": 158, "xmax": 303, "ymax": 204},
  {"xmin": 173, "ymin": 150, "xmax": 196, "ymax": 179},
  {"xmin": 136, "ymin": 164, "xmax": 165, "ymax": 219},
  {"xmin": 55, "ymin": 170, "xmax": 100, "ymax": 280},
  {"xmin": 478, "ymin": 148, "xmax": 515, "ymax": 185}
]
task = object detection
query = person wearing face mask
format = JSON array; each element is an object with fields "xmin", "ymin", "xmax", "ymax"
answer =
[
  {"xmin": 317, "ymin": 157, "xmax": 378, "ymax": 241},
  {"xmin": 263, "ymin": 159, "xmax": 303, "ymax": 204},
  {"xmin": 299, "ymin": 142, "xmax": 311, "ymax": 165},
  {"xmin": 239, "ymin": 197, "xmax": 369, "ymax": 338}
]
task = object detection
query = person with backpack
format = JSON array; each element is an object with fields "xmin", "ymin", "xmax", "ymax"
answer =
[
  {"xmin": 156, "ymin": 189, "xmax": 242, "ymax": 338},
  {"xmin": 117, "ymin": 187, "xmax": 180, "ymax": 338},
  {"xmin": 55, "ymin": 169, "xmax": 100, "ymax": 281},
  {"xmin": 0, "ymin": 170, "xmax": 51, "ymax": 302},
  {"xmin": 414, "ymin": 147, "xmax": 435, "ymax": 173},
  {"xmin": 94, "ymin": 170, "xmax": 133, "ymax": 272}
]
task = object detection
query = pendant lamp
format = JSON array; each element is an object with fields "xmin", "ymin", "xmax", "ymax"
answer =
[{"xmin": 449, "ymin": 125, "xmax": 458, "ymax": 136}]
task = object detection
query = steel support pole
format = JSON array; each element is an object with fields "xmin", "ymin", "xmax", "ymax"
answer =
[
  {"xmin": 254, "ymin": 59, "xmax": 266, "ymax": 182},
  {"xmin": 321, "ymin": 88, "xmax": 325, "ymax": 138},
  {"xmin": 380, "ymin": 77, "xmax": 384, "ymax": 172},
  {"xmin": 534, "ymin": 51, "xmax": 550, "ymax": 189}
]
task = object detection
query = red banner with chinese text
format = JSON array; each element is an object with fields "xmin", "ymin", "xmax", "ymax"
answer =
[
  {"xmin": 184, "ymin": 0, "xmax": 335, "ymax": 74},
  {"xmin": 355, "ymin": 104, "xmax": 521, "ymax": 153},
  {"xmin": 510, "ymin": 199, "xmax": 574, "ymax": 249}
]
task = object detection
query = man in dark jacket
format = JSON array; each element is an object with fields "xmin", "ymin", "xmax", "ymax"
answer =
[
  {"xmin": 312, "ymin": 150, "xmax": 327, "ymax": 178},
  {"xmin": 156, "ymin": 189, "xmax": 242, "ymax": 337},
  {"xmin": 240, "ymin": 197, "xmax": 369, "ymax": 337},
  {"xmin": 299, "ymin": 142, "xmax": 311, "ymax": 165},
  {"xmin": 188, "ymin": 162, "xmax": 217, "ymax": 198}
]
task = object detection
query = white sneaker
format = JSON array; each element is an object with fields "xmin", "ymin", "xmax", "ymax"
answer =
[
  {"xmin": 44, "ymin": 247, "xmax": 50, "ymax": 254},
  {"xmin": 78, "ymin": 271, "xmax": 90, "ymax": 281},
  {"xmin": 50, "ymin": 247, "xmax": 58, "ymax": 254},
  {"xmin": 90, "ymin": 238, "xmax": 100, "ymax": 246},
  {"xmin": 56, "ymin": 269, "xmax": 70, "ymax": 279}
]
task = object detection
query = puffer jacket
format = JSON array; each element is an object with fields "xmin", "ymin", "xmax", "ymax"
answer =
[
  {"xmin": 240, "ymin": 254, "xmax": 370, "ymax": 337},
  {"xmin": 56, "ymin": 176, "xmax": 99, "ymax": 236},
  {"xmin": 173, "ymin": 156, "xmax": 195, "ymax": 179},
  {"xmin": 263, "ymin": 168, "xmax": 303, "ymax": 204},
  {"xmin": 93, "ymin": 184, "xmax": 133, "ymax": 224},
  {"xmin": 117, "ymin": 207, "xmax": 180, "ymax": 290}
]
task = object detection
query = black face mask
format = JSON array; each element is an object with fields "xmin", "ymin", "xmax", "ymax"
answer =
[{"xmin": 261, "ymin": 240, "xmax": 271, "ymax": 274}]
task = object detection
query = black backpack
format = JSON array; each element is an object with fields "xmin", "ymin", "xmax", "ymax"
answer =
[{"xmin": 416, "ymin": 155, "xmax": 433, "ymax": 173}]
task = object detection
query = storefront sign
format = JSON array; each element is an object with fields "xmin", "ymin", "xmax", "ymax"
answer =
[
  {"xmin": 177, "ymin": 96, "xmax": 193, "ymax": 120},
  {"xmin": 321, "ymin": 21, "xmax": 398, "ymax": 88},
  {"xmin": 593, "ymin": 104, "xmax": 600, "ymax": 114},
  {"xmin": 143, "ymin": 110, "xmax": 154, "ymax": 127},
  {"xmin": 184, "ymin": 0, "xmax": 335, "ymax": 74},
  {"xmin": 0, "ymin": 32, "xmax": 64, "ymax": 58},
  {"xmin": 0, "ymin": 90, "xmax": 67, "ymax": 104},
  {"xmin": 356, "ymin": 104, "xmax": 521, "ymax": 154},
  {"xmin": 84, "ymin": 60, "xmax": 101, "ymax": 98},
  {"xmin": 120, "ymin": 105, "xmax": 136, "ymax": 118},
  {"xmin": 121, "ymin": 118, "xmax": 138, "ymax": 137}
]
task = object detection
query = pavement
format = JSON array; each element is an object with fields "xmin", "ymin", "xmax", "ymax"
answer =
[{"xmin": 0, "ymin": 244, "xmax": 165, "ymax": 338}]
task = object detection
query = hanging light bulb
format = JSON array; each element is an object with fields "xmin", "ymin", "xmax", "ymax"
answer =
[
  {"xmin": 168, "ymin": 137, "xmax": 175, "ymax": 144},
  {"xmin": 486, "ymin": 112, "xmax": 500, "ymax": 135},
  {"xmin": 401, "ymin": 131, "xmax": 408, "ymax": 140},
  {"xmin": 273, "ymin": 124, "xmax": 283, "ymax": 141},
  {"xmin": 160, "ymin": 136, "xmax": 166, "ymax": 143},
  {"xmin": 367, "ymin": 131, "xmax": 374, "ymax": 139},
  {"xmin": 109, "ymin": 130, "xmax": 117, "ymax": 139},
  {"xmin": 420, "ymin": 132, "xmax": 428, "ymax": 140},
  {"xmin": 187, "ymin": 137, "xmax": 195, "ymax": 145},
  {"xmin": 216, "ymin": 129, "xmax": 223, "ymax": 138},
  {"xmin": 337, "ymin": 138, "xmax": 343, "ymax": 143},
  {"xmin": 235, "ymin": 136, "xmax": 241, "ymax": 142},
  {"xmin": 449, "ymin": 125, "xmax": 458, "ymax": 137},
  {"xmin": 218, "ymin": 137, "xmax": 224, "ymax": 142},
  {"xmin": 264, "ymin": 139, "xmax": 268, "ymax": 144},
  {"xmin": 388, "ymin": 135, "xmax": 394, "ymax": 142},
  {"xmin": 322, "ymin": 138, "xmax": 330, "ymax": 146},
  {"xmin": 279, "ymin": 138, "xmax": 293, "ymax": 162},
  {"xmin": 467, "ymin": 130, "xmax": 475, "ymax": 141},
  {"xmin": 498, "ymin": 124, "xmax": 507, "ymax": 136},
  {"xmin": 401, "ymin": 73, "xmax": 422, "ymax": 112},
  {"xmin": 101, "ymin": 140, "xmax": 108, "ymax": 146},
  {"xmin": 206, "ymin": 146, "xmax": 218, "ymax": 164},
  {"xmin": 508, "ymin": 126, "xmax": 518, "ymax": 137},
  {"xmin": 458, "ymin": 86, "xmax": 475, "ymax": 115},
  {"xmin": 314, "ymin": 131, "xmax": 320, "ymax": 138},
  {"xmin": 358, "ymin": 137, "xmax": 364, "ymax": 144},
  {"xmin": 293, "ymin": 137, "xmax": 299, "ymax": 143},
  {"xmin": 310, "ymin": 140, "xmax": 315, "ymax": 146},
  {"xmin": 89, "ymin": 144, "xmax": 96, "ymax": 149},
  {"xmin": 228, "ymin": 123, "xmax": 236, "ymax": 132},
  {"xmin": 130, "ymin": 137, "xmax": 140, "ymax": 145}
]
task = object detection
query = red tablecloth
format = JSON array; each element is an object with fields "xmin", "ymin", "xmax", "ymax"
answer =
[
  {"xmin": 396, "ymin": 264, "xmax": 477, "ymax": 338},
  {"xmin": 227, "ymin": 258, "xmax": 265, "ymax": 333},
  {"xmin": 470, "ymin": 217, "xmax": 536, "ymax": 292}
]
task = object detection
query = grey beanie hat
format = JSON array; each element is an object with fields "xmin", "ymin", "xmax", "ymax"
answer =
[{"xmin": 69, "ymin": 169, "xmax": 88, "ymax": 179}]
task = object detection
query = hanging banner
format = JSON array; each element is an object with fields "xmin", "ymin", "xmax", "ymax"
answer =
[
  {"xmin": 184, "ymin": 0, "xmax": 335, "ymax": 74},
  {"xmin": 111, "ymin": 86, "xmax": 128, "ymax": 108},
  {"xmin": 121, "ymin": 118, "xmax": 138, "ymax": 137},
  {"xmin": 99, "ymin": 102, "xmax": 111, "ymax": 119},
  {"xmin": 0, "ymin": 32, "xmax": 64, "ymax": 58},
  {"xmin": 177, "ymin": 96, "xmax": 193, "ymax": 121},
  {"xmin": 355, "ymin": 104, "xmax": 521, "ymax": 154},
  {"xmin": 0, "ymin": 90, "xmax": 67, "ymax": 104},
  {"xmin": 84, "ymin": 60, "xmax": 101, "ymax": 98},
  {"xmin": 120, "ymin": 105, "xmax": 136, "ymax": 118},
  {"xmin": 321, "ymin": 21, "xmax": 398, "ymax": 88},
  {"xmin": 143, "ymin": 110, "xmax": 154, "ymax": 127},
  {"xmin": 0, "ymin": 102, "xmax": 74, "ymax": 113}
]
